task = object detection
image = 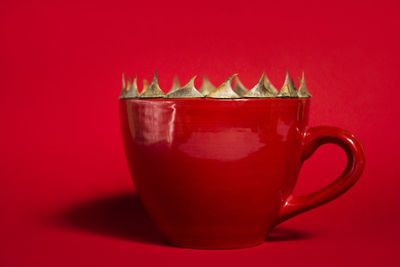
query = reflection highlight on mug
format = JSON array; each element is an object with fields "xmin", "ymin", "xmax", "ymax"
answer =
[{"xmin": 178, "ymin": 128, "xmax": 265, "ymax": 161}]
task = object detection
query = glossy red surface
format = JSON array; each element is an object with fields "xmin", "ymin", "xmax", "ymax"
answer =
[{"xmin": 120, "ymin": 98, "xmax": 365, "ymax": 249}]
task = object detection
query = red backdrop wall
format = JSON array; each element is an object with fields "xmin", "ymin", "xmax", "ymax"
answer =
[{"xmin": 1, "ymin": 0, "xmax": 399, "ymax": 266}]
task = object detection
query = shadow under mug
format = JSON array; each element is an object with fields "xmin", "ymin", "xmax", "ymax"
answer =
[{"xmin": 119, "ymin": 98, "xmax": 365, "ymax": 249}]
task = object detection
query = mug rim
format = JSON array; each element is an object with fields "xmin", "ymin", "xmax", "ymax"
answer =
[{"xmin": 119, "ymin": 98, "xmax": 311, "ymax": 102}]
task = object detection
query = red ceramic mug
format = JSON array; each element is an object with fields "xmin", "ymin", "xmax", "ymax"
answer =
[{"xmin": 119, "ymin": 98, "xmax": 365, "ymax": 249}]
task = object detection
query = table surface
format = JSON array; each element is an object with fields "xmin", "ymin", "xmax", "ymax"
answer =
[{"xmin": 1, "ymin": 0, "xmax": 400, "ymax": 266}]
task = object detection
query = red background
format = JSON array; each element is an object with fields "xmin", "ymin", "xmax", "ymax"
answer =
[{"xmin": 1, "ymin": 0, "xmax": 399, "ymax": 266}]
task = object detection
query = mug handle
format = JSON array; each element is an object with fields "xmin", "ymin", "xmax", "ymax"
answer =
[{"xmin": 276, "ymin": 126, "xmax": 365, "ymax": 225}]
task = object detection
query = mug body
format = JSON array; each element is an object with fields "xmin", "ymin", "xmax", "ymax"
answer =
[{"xmin": 120, "ymin": 98, "xmax": 310, "ymax": 249}]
